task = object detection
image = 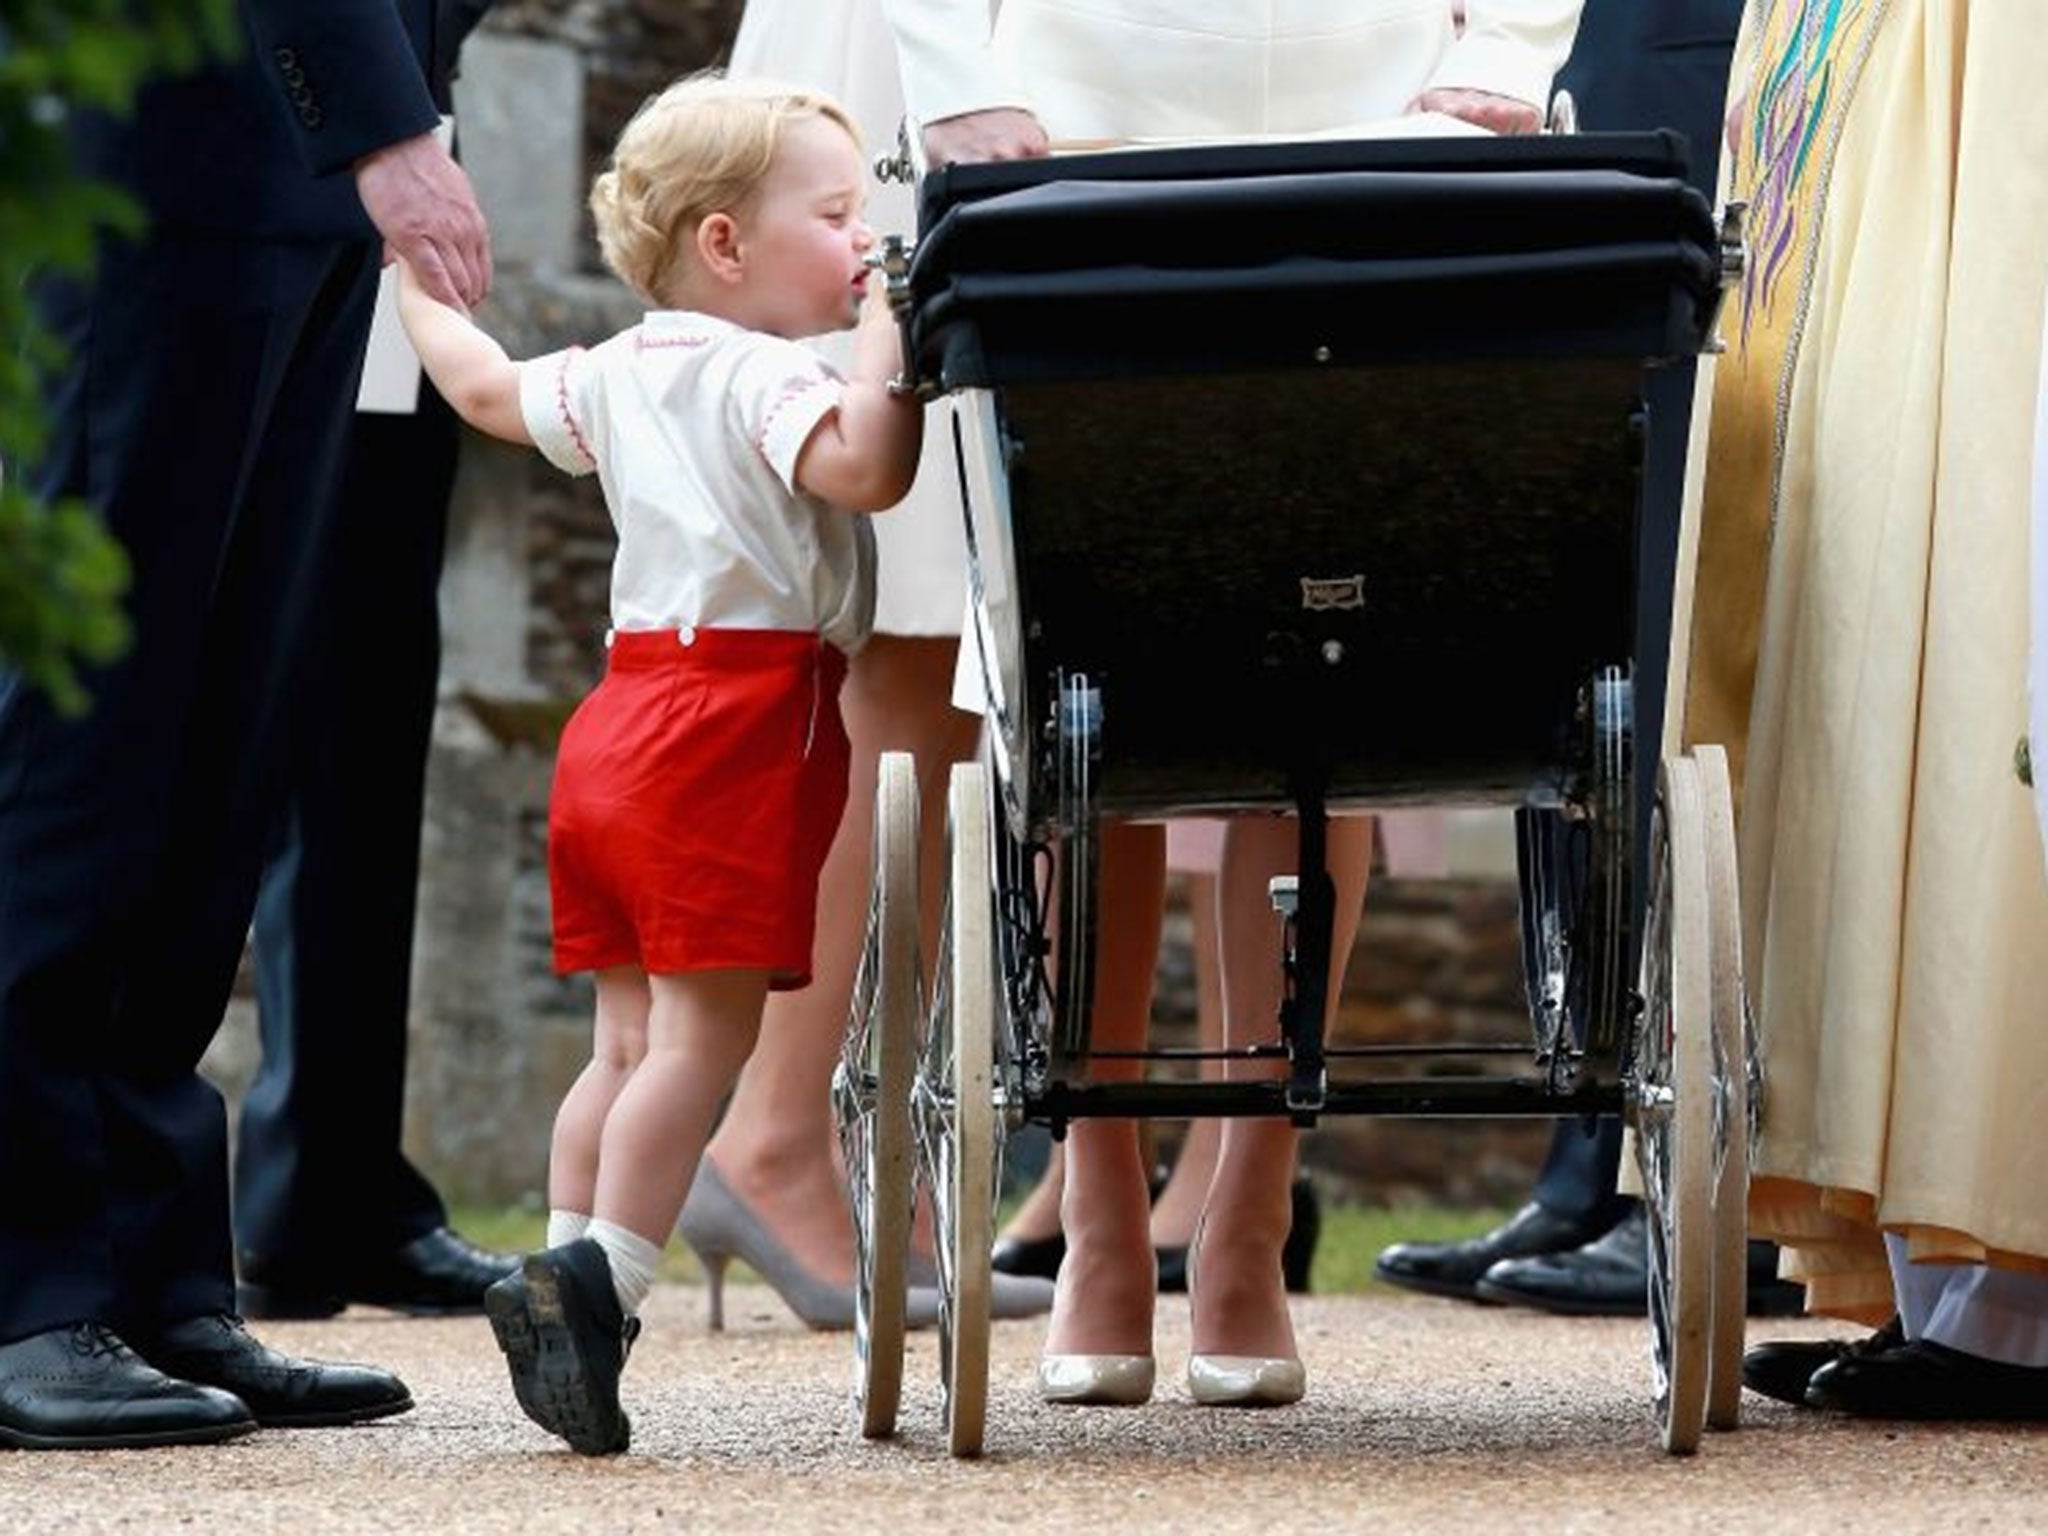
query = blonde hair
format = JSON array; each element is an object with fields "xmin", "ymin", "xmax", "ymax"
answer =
[{"xmin": 589, "ymin": 71, "xmax": 862, "ymax": 306}]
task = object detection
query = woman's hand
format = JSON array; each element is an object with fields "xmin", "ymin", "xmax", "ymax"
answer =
[
  {"xmin": 921, "ymin": 108, "xmax": 1051, "ymax": 168},
  {"xmin": 1410, "ymin": 88, "xmax": 1542, "ymax": 135}
]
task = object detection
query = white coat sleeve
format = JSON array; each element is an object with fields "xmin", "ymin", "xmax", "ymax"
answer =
[
  {"xmin": 876, "ymin": 0, "xmax": 1033, "ymax": 127},
  {"xmin": 1427, "ymin": 0, "xmax": 1584, "ymax": 112}
]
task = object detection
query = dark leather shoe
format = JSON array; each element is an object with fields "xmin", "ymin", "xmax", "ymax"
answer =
[
  {"xmin": 134, "ymin": 1314, "xmax": 412, "ymax": 1428},
  {"xmin": 991, "ymin": 1231, "xmax": 1065, "ymax": 1282},
  {"xmin": 1742, "ymin": 1315, "xmax": 1905, "ymax": 1405},
  {"xmin": 1476, "ymin": 1205, "xmax": 1649, "ymax": 1314},
  {"xmin": 1375, "ymin": 1201, "xmax": 1610, "ymax": 1302},
  {"xmin": 486, "ymin": 1240, "xmax": 636, "ymax": 1456},
  {"xmin": 1806, "ymin": 1338, "xmax": 2048, "ymax": 1420},
  {"xmin": 239, "ymin": 1227, "xmax": 520, "ymax": 1319},
  {"xmin": 0, "ymin": 1324, "xmax": 254, "ymax": 1450},
  {"xmin": 1479, "ymin": 1209, "xmax": 1810, "ymax": 1318}
]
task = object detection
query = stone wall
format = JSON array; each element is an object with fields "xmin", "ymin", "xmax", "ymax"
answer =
[{"xmin": 205, "ymin": 5, "xmax": 1552, "ymax": 1215}]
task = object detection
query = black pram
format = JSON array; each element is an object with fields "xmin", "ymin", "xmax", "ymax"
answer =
[{"xmin": 831, "ymin": 130, "xmax": 1752, "ymax": 1458}]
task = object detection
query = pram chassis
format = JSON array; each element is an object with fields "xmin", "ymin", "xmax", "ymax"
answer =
[{"xmin": 830, "ymin": 131, "xmax": 1755, "ymax": 1459}]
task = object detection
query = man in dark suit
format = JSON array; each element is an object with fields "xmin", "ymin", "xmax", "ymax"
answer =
[
  {"xmin": 1376, "ymin": 0, "xmax": 1769, "ymax": 1315},
  {"xmin": 0, "ymin": 0, "xmax": 492, "ymax": 1448},
  {"xmin": 231, "ymin": 0, "xmax": 516, "ymax": 1323}
]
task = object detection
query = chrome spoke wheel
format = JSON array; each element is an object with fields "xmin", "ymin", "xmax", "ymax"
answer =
[{"xmin": 832, "ymin": 752, "xmax": 920, "ymax": 1439}]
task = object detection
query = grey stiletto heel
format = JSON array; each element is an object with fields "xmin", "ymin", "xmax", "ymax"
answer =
[
  {"xmin": 678, "ymin": 1161, "xmax": 941, "ymax": 1332},
  {"xmin": 700, "ymin": 1251, "xmax": 728, "ymax": 1333}
]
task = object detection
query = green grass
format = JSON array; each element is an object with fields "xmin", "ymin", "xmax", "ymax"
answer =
[
  {"xmin": 1310, "ymin": 1203, "xmax": 1515, "ymax": 1296},
  {"xmin": 451, "ymin": 1201, "xmax": 1515, "ymax": 1295}
]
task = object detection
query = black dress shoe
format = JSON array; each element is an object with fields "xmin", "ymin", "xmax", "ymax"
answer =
[
  {"xmin": 1806, "ymin": 1338, "xmax": 2048, "ymax": 1420},
  {"xmin": 1742, "ymin": 1315, "xmax": 1905, "ymax": 1406},
  {"xmin": 239, "ymin": 1226, "xmax": 520, "ymax": 1319},
  {"xmin": 485, "ymin": 1240, "xmax": 636, "ymax": 1456},
  {"xmin": 1159, "ymin": 1176, "xmax": 1321, "ymax": 1295},
  {"xmin": 134, "ymin": 1314, "xmax": 413, "ymax": 1428},
  {"xmin": 991, "ymin": 1231, "xmax": 1065, "ymax": 1282},
  {"xmin": 1476, "ymin": 1205, "xmax": 1648, "ymax": 1314},
  {"xmin": 1375, "ymin": 1201, "xmax": 1610, "ymax": 1302},
  {"xmin": 1479, "ymin": 1209, "xmax": 1811, "ymax": 1318},
  {"xmin": 0, "ymin": 1324, "xmax": 255, "ymax": 1450}
]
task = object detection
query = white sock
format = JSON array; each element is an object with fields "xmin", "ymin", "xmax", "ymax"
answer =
[
  {"xmin": 546, "ymin": 1209, "xmax": 592, "ymax": 1248},
  {"xmin": 586, "ymin": 1217, "xmax": 663, "ymax": 1318}
]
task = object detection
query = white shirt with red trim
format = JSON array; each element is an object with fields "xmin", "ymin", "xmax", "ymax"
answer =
[{"xmin": 518, "ymin": 310, "xmax": 877, "ymax": 655}]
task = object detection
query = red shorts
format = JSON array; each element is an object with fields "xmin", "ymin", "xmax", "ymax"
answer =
[{"xmin": 548, "ymin": 628, "xmax": 850, "ymax": 986}]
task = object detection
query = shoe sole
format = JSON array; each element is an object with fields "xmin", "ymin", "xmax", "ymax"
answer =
[
  {"xmin": 0, "ymin": 1416, "xmax": 258, "ymax": 1451},
  {"xmin": 255, "ymin": 1393, "xmax": 416, "ymax": 1429},
  {"xmin": 1471, "ymin": 1280, "xmax": 1644, "ymax": 1317},
  {"xmin": 485, "ymin": 1279, "xmax": 551, "ymax": 1436},
  {"xmin": 1371, "ymin": 1263, "xmax": 1489, "ymax": 1304},
  {"xmin": 497, "ymin": 1257, "xmax": 629, "ymax": 1456}
]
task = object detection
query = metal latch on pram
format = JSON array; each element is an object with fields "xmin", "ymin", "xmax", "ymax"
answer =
[{"xmin": 1700, "ymin": 201, "xmax": 1749, "ymax": 355}]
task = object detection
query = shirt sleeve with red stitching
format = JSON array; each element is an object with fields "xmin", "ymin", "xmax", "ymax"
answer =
[
  {"xmin": 735, "ymin": 337, "xmax": 845, "ymax": 495},
  {"xmin": 518, "ymin": 347, "xmax": 598, "ymax": 478}
]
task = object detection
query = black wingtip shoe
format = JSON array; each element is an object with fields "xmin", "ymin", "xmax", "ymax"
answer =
[
  {"xmin": 1805, "ymin": 1338, "xmax": 2048, "ymax": 1420},
  {"xmin": 135, "ymin": 1315, "xmax": 412, "ymax": 1428},
  {"xmin": 239, "ymin": 1227, "xmax": 521, "ymax": 1319},
  {"xmin": 0, "ymin": 1324, "xmax": 256, "ymax": 1450},
  {"xmin": 1374, "ymin": 1201, "xmax": 1611, "ymax": 1302},
  {"xmin": 487, "ymin": 1240, "xmax": 635, "ymax": 1456}
]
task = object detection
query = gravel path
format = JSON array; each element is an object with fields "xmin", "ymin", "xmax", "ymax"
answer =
[{"xmin": 5, "ymin": 1287, "xmax": 2044, "ymax": 1534}]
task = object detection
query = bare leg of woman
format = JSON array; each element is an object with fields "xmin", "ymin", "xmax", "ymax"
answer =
[
  {"xmin": 696, "ymin": 636, "xmax": 978, "ymax": 1287},
  {"xmin": 549, "ymin": 967, "xmax": 651, "ymax": 1217},
  {"xmin": 594, "ymin": 969, "xmax": 771, "ymax": 1245},
  {"xmin": 1043, "ymin": 820, "xmax": 1165, "ymax": 1356},
  {"xmin": 1190, "ymin": 815, "xmax": 1370, "ymax": 1361}
]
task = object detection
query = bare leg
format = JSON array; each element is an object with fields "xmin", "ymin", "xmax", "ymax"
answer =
[
  {"xmin": 699, "ymin": 636, "xmax": 978, "ymax": 1285},
  {"xmin": 1043, "ymin": 820, "xmax": 1165, "ymax": 1357},
  {"xmin": 1150, "ymin": 870, "xmax": 1222, "ymax": 1248},
  {"xmin": 594, "ymin": 969, "xmax": 771, "ymax": 1246},
  {"xmin": 548, "ymin": 967, "xmax": 651, "ymax": 1216},
  {"xmin": 1190, "ymin": 815, "xmax": 1370, "ymax": 1360}
]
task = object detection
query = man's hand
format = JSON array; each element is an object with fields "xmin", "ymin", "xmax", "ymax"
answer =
[
  {"xmin": 1410, "ymin": 88, "xmax": 1542, "ymax": 136},
  {"xmin": 921, "ymin": 108, "xmax": 1051, "ymax": 168},
  {"xmin": 355, "ymin": 133, "xmax": 493, "ymax": 309}
]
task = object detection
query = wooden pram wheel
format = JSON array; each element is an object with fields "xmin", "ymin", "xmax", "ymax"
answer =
[
  {"xmin": 1631, "ymin": 755, "xmax": 1714, "ymax": 1454},
  {"xmin": 916, "ymin": 761, "xmax": 998, "ymax": 1458},
  {"xmin": 833, "ymin": 752, "xmax": 920, "ymax": 1439},
  {"xmin": 1692, "ymin": 743, "xmax": 1752, "ymax": 1433}
]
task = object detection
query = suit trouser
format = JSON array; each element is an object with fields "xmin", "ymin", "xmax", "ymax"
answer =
[
  {"xmin": 0, "ymin": 230, "xmax": 379, "ymax": 1342},
  {"xmin": 234, "ymin": 387, "xmax": 458, "ymax": 1270}
]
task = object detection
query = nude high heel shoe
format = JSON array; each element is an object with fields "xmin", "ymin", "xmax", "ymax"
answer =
[
  {"xmin": 1038, "ymin": 1353, "xmax": 1156, "ymax": 1406},
  {"xmin": 677, "ymin": 1161, "xmax": 941, "ymax": 1332},
  {"xmin": 1185, "ymin": 1219, "xmax": 1305, "ymax": 1407}
]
